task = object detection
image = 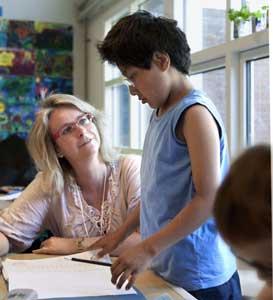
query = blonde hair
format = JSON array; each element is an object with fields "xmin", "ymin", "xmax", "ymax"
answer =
[{"xmin": 27, "ymin": 94, "xmax": 119, "ymax": 195}]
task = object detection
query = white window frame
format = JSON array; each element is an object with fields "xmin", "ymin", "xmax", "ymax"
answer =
[
  {"xmin": 239, "ymin": 45, "xmax": 270, "ymax": 145},
  {"xmin": 189, "ymin": 28, "xmax": 269, "ymax": 158},
  {"xmin": 92, "ymin": 0, "xmax": 269, "ymax": 157},
  {"xmin": 103, "ymin": 0, "xmax": 169, "ymax": 155}
]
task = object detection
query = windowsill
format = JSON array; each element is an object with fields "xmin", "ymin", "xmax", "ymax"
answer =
[
  {"xmin": 116, "ymin": 147, "xmax": 143, "ymax": 155},
  {"xmin": 191, "ymin": 29, "xmax": 269, "ymax": 65}
]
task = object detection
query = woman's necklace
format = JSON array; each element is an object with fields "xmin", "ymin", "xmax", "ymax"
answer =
[
  {"xmin": 76, "ymin": 164, "xmax": 113, "ymax": 237},
  {"xmin": 98, "ymin": 165, "xmax": 108, "ymax": 235}
]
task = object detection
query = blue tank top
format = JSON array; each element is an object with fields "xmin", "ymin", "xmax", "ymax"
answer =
[{"xmin": 140, "ymin": 89, "xmax": 236, "ymax": 291}]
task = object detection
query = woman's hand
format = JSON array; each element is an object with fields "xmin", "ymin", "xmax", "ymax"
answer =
[
  {"xmin": 32, "ymin": 237, "xmax": 78, "ymax": 255},
  {"xmin": 111, "ymin": 241, "xmax": 155, "ymax": 290},
  {"xmin": 33, "ymin": 236, "xmax": 101, "ymax": 255}
]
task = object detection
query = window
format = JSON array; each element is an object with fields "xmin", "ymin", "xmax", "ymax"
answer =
[
  {"xmin": 191, "ymin": 68, "xmax": 226, "ymax": 127},
  {"xmin": 246, "ymin": 57, "xmax": 270, "ymax": 144},
  {"xmin": 103, "ymin": 0, "xmax": 163, "ymax": 151},
  {"xmin": 105, "ymin": 84, "xmax": 130, "ymax": 147},
  {"xmin": 93, "ymin": 0, "xmax": 269, "ymax": 155},
  {"xmin": 229, "ymin": 0, "xmax": 269, "ymax": 39},
  {"xmin": 184, "ymin": 0, "xmax": 226, "ymax": 53},
  {"xmin": 138, "ymin": 0, "xmax": 164, "ymax": 15},
  {"xmin": 246, "ymin": 0, "xmax": 268, "ymax": 11}
]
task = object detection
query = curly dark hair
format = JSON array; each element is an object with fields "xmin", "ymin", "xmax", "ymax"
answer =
[{"xmin": 97, "ymin": 10, "xmax": 191, "ymax": 75}]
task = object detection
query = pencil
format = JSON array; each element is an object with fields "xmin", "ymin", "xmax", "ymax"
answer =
[{"xmin": 70, "ymin": 257, "xmax": 112, "ymax": 267}]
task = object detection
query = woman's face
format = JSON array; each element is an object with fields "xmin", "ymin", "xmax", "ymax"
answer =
[
  {"xmin": 48, "ymin": 106, "xmax": 101, "ymax": 163},
  {"xmin": 232, "ymin": 239, "xmax": 272, "ymax": 285}
]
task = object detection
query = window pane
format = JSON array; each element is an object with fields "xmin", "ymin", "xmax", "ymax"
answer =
[
  {"xmin": 105, "ymin": 62, "xmax": 122, "ymax": 82},
  {"xmin": 247, "ymin": 0, "xmax": 269, "ymax": 32},
  {"xmin": 191, "ymin": 68, "xmax": 226, "ymax": 127},
  {"xmin": 107, "ymin": 84, "xmax": 130, "ymax": 147},
  {"xmin": 104, "ymin": 10, "xmax": 128, "ymax": 81},
  {"xmin": 230, "ymin": 0, "xmax": 268, "ymax": 39},
  {"xmin": 138, "ymin": 0, "xmax": 164, "ymax": 15},
  {"xmin": 139, "ymin": 102, "xmax": 152, "ymax": 148},
  {"xmin": 246, "ymin": 0, "xmax": 268, "ymax": 11},
  {"xmin": 185, "ymin": 0, "xmax": 226, "ymax": 53},
  {"xmin": 247, "ymin": 57, "xmax": 270, "ymax": 144},
  {"xmin": 130, "ymin": 97, "xmax": 152, "ymax": 149}
]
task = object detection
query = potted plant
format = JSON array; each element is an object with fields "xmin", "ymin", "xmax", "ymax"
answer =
[
  {"xmin": 251, "ymin": 9, "xmax": 263, "ymax": 32},
  {"xmin": 261, "ymin": 5, "xmax": 269, "ymax": 28},
  {"xmin": 251, "ymin": 5, "xmax": 269, "ymax": 33},
  {"xmin": 228, "ymin": 6, "xmax": 251, "ymax": 38}
]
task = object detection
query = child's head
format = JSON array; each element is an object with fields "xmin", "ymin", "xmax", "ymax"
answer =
[
  {"xmin": 214, "ymin": 144, "xmax": 272, "ymax": 284},
  {"xmin": 97, "ymin": 10, "xmax": 191, "ymax": 75}
]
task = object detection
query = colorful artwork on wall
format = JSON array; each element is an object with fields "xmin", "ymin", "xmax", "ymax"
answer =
[
  {"xmin": 34, "ymin": 22, "xmax": 73, "ymax": 50},
  {"xmin": 35, "ymin": 49, "xmax": 72, "ymax": 78},
  {"xmin": 0, "ymin": 19, "xmax": 73, "ymax": 141},
  {"xmin": 36, "ymin": 76, "xmax": 73, "ymax": 98},
  {"xmin": 0, "ymin": 49, "xmax": 35, "ymax": 75},
  {"xmin": 8, "ymin": 20, "xmax": 35, "ymax": 49},
  {"xmin": 0, "ymin": 74, "xmax": 36, "ymax": 104},
  {"xmin": 0, "ymin": 19, "xmax": 8, "ymax": 47}
]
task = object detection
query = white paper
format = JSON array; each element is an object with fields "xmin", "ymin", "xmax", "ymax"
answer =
[
  {"xmin": 2, "ymin": 252, "xmax": 136, "ymax": 299},
  {"xmin": 65, "ymin": 249, "xmax": 112, "ymax": 263}
]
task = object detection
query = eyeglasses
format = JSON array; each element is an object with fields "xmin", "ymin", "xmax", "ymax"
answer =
[
  {"xmin": 122, "ymin": 77, "xmax": 135, "ymax": 88},
  {"xmin": 52, "ymin": 113, "xmax": 95, "ymax": 141}
]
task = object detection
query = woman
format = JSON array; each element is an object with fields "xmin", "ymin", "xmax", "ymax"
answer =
[{"xmin": 0, "ymin": 94, "xmax": 141, "ymax": 256}]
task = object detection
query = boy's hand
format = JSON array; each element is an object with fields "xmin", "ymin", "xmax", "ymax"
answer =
[
  {"xmin": 88, "ymin": 229, "xmax": 126, "ymax": 258},
  {"xmin": 111, "ymin": 241, "xmax": 155, "ymax": 290}
]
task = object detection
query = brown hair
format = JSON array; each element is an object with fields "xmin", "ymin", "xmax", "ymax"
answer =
[
  {"xmin": 97, "ymin": 10, "xmax": 191, "ymax": 75},
  {"xmin": 214, "ymin": 144, "xmax": 271, "ymax": 245}
]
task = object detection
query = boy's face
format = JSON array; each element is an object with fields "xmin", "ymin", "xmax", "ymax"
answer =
[{"xmin": 119, "ymin": 53, "xmax": 171, "ymax": 109}]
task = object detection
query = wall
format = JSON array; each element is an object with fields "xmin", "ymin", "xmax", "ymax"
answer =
[
  {"xmin": 0, "ymin": 0, "xmax": 86, "ymax": 99},
  {"xmin": 86, "ymin": 0, "xmax": 132, "ymax": 110}
]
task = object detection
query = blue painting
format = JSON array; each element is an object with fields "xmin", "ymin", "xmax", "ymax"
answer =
[{"xmin": 0, "ymin": 19, "xmax": 73, "ymax": 140}]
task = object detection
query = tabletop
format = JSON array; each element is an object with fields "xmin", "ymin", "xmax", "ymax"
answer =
[{"xmin": 0, "ymin": 253, "xmax": 197, "ymax": 300}]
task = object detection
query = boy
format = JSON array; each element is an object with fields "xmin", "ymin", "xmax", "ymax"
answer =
[
  {"xmin": 91, "ymin": 11, "xmax": 241, "ymax": 300},
  {"xmin": 214, "ymin": 144, "xmax": 272, "ymax": 300}
]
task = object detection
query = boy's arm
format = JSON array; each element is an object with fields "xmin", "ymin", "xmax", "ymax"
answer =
[
  {"xmin": 142, "ymin": 104, "xmax": 221, "ymax": 254},
  {"xmin": 88, "ymin": 203, "xmax": 140, "ymax": 257},
  {"xmin": 111, "ymin": 105, "xmax": 221, "ymax": 289},
  {"xmin": 111, "ymin": 232, "xmax": 141, "ymax": 256}
]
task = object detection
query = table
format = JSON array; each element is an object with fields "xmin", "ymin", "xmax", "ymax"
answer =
[{"xmin": 0, "ymin": 253, "xmax": 196, "ymax": 300}]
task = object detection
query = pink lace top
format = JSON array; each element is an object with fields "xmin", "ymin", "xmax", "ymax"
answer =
[{"xmin": 0, "ymin": 155, "xmax": 141, "ymax": 252}]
